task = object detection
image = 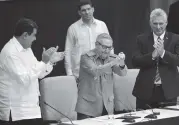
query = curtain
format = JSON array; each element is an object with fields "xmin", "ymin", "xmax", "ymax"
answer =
[
  {"xmin": 0, "ymin": 0, "xmax": 150, "ymax": 76},
  {"xmin": 150, "ymin": 0, "xmax": 178, "ymax": 13}
]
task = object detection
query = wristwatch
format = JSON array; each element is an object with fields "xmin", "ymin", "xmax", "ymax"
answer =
[{"xmin": 119, "ymin": 65, "xmax": 125, "ymax": 69}]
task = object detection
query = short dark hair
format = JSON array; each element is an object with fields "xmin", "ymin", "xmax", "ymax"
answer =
[
  {"xmin": 14, "ymin": 18, "xmax": 38, "ymax": 37},
  {"xmin": 78, "ymin": 0, "xmax": 93, "ymax": 10}
]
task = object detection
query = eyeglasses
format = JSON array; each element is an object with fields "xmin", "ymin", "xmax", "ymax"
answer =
[{"xmin": 97, "ymin": 41, "xmax": 113, "ymax": 50}]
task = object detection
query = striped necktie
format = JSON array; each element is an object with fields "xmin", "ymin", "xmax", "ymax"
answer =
[{"xmin": 154, "ymin": 37, "xmax": 161, "ymax": 84}]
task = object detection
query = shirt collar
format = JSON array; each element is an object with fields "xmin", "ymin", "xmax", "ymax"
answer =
[
  {"xmin": 86, "ymin": 49, "xmax": 112, "ymax": 62},
  {"xmin": 12, "ymin": 36, "xmax": 25, "ymax": 52},
  {"xmin": 86, "ymin": 49, "xmax": 101, "ymax": 60},
  {"xmin": 79, "ymin": 18, "xmax": 97, "ymax": 26},
  {"xmin": 153, "ymin": 31, "xmax": 165, "ymax": 42}
]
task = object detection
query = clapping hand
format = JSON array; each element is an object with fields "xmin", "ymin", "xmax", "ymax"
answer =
[
  {"xmin": 153, "ymin": 38, "xmax": 164, "ymax": 57},
  {"xmin": 152, "ymin": 49, "xmax": 159, "ymax": 59},
  {"xmin": 155, "ymin": 39, "xmax": 164, "ymax": 56},
  {"xmin": 50, "ymin": 51, "xmax": 65, "ymax": 64},
  {"xmin": 110, "ymin": 52, "xmax": 125, "ymax": 67},
  {"xmin": 42, "ymin": 46, "xmax": 59, "ymax": 64}
]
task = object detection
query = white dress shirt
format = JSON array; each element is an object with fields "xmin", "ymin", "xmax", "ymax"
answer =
[
  {"xmin": 0, "ymin": 37, "xmax": 53, "ymax": 121},
  {"xmin": 153, "ymin": 32, "xmax": 165, "ymax": 85},
  {"xmin": 65, "ymin": 18, "xmax": 110, "ymax": 78}
]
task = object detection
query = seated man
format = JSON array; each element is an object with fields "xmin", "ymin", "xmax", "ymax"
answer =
[{"xmin": 75, "ymin": 33, "xmax": 128, "ymax": 120}]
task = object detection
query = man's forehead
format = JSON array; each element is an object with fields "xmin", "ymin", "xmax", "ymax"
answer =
[
  {"xmin": 80, "ymin": 4, "xmax": 92, "ymax": 10},
  {"xmin": 151, "ymin": 16, "xmax": 166, "ymax": 23}
]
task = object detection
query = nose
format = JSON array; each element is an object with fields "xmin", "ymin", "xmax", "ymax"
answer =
[
  {"xmin": 157, "ymin": 24, "xmax": 161, "ymax": 29},
  {"xmin": 85, "ymin": 9, "xmax": 90, "ymax": 14}
]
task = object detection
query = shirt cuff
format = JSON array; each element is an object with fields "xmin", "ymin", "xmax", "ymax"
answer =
[
  {"xmin": 49, "ymin": 61, "xmax": 56, "ymax": 66},
  {"xmin": 160, "ymin": 50, "xmax": 165, "ymax": 58},
  {"xmin": 67, "ymin": 70, "xmax": 73, "ymax": 76},
  {"xmin": 39, "ymin": 61, "xmax": 47, "ymax": 70},
  {"xmin": 46, "ymin": 62, "xmax": 53, "ymax": 72}
]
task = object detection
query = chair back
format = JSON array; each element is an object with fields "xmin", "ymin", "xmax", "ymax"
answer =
[
  {"xmin": 114, "ymin": 69, "xmax": 139, "ymax": 111},
  {"xmin": 39, "ymin": 76, "xmax": 77, "ymax": 121}
]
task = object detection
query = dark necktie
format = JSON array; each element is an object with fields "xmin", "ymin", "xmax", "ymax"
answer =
[
  {"xmin": 155, "ymin": 58, "xmax": 161, "ymax": 83},
  {"xmin": 154, "ymin": 37, "xmax": 161, "ymax": 84}
]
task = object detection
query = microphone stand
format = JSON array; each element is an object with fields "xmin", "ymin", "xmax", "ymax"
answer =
[
  {"xmin": 43, "ymin": 101, "xmax": 74, "ymax": 125},
  {"xmin": 115, "ymin": 98, "xmax": 141, "ymax": 123},
  {"xmin": 144, "ymin": 104, "xmax": 160, "ymax": 119}
]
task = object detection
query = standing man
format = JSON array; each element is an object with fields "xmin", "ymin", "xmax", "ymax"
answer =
[
  {"xmin": 132, "ymin": 8, "xmax": 179, "ymax": 110},
  {"xmin": 0, "ymin": 18, "xmax": 64, "ymax": 125},
  {"xmin": 65, "ymin": 0, "xmax": 110, "ymax": 81},
  {"xmin": 76, "ymin": 33, "xmax": 127, "ymax": 120}
]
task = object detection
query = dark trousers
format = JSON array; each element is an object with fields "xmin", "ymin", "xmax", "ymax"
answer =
[
  {"xmin": 136, "ymin": 85, "xmax": 177, "ymax": 110},
  {"xmin": 77, "ymin": 105, "xmax": 108, "ymax": 120}
]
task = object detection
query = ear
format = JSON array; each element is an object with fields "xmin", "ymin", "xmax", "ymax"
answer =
[
  {"xmin": 22, "ymin": 32, "xmax": 29, "ymax": 39},
  {"xmin": 95, "ymin": 42, "xmax": 99, "ymax": 48},
  {"xmin": 92, "ymin": 7, "xmax": 94, "ymax": 13},
  {"xmin": 149, "ymin": 20, "xmax": 152, "ymax": 27},
  {"xmin": 95, "ymin": 42, "xmax": 98, "ymax": 46},
  {"xmin": 78, "ymin": 10, "xmax": 81, "ymax": 17},
  {"xmin": 165, "ymin": 21, "xmax": 168, "ymax": 26}
]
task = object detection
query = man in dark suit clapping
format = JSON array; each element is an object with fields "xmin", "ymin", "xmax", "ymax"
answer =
[{"xmin": 132, "ymin": 8, "xmax": 179, "ymax": 110}]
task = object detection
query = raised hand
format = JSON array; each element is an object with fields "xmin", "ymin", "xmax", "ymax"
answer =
[
  {"xmin": 152, "ymin": 49, "xmax": 159, "ymax": 59},
  {"xmin": 42, "ymin": 46, "xmax": 59, "ymax": 64},
  {"xmin": 110, "ymin": 52, "xmax": 125, "ymax": 67},
  {"xmin": 117, "ymin": 52, "xmax": 125, "ymax": 66},
  {"xmin": 155, "ymin": 39, "xmax": 164, "ymax": 56},
  {"xmin": 50, "ymin": 51, "xmax": 65, "ymax": 64}
]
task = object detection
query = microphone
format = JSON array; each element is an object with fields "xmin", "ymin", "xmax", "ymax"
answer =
[
  {"xmin": 159, "ymin": 101, "xmax": 179, "ymax": 111},
  {"xmin": 43, "ymin": 101, "xmax": 74, "ymax": 125},
  {"xmin": 115, "ymin": 98, "xmax": 141, "ymax": 123},
  {"xmin": 144, "ymin": 104, "xmax": 160, "ymax": 119},
  {"xmin": 159, "ymin": 101, "xmax": 177, "ymax": 106}
]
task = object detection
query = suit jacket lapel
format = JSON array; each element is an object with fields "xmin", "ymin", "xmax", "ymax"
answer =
[
  {"xmin": 147, "ymin": 32, "xmax": 170, "ymax": 52},
  {"xmin": 147, "ymin": 32, "xmax": 155, "ymax": 52},
  {"xmin": 164, "ymin": 32, "xmax": 170, "ymax": 50}
]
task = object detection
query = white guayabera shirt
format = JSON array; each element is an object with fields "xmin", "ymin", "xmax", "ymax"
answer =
[
  {"xmin": 0, "ymin": 37, "xmax": 53, "ymax": 121},
  {"xmin": 65, "ymin": 18, "xmax": 111, "ymax": 78}
]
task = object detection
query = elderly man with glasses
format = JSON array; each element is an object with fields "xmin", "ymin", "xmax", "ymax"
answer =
[{"xmin": 75, "ymin": 33, "xmax": 127, "ymax": 120}]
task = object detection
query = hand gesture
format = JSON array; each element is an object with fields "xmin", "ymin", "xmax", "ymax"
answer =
[
  {"xmin": 110, "ymin": 52, "xmax": 125, "ymax": 67},
  {"xmin": 50, "ymin": 51, "xmax": 65, "ymax": 64},
  {"xmin": 154, "ymin": 39, "xmax": 164, "ymax": 57},
  {"xmin": 42, "ymin": 46, "xmax": 58, "ymax": 64},
  {"xmin": 152, "ymin": 49, "xmax": 159, "ymax": 59},
  {"xmin": 117, "ymin": 52, "xmax": 125, "ymax": 66}
]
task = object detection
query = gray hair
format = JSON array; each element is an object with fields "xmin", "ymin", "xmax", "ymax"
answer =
[
  {"xmin": 150, "ymin": 8, "xmax": 167, "ymax": 23},
  {"xmin": 96, "ymin": 33, "xmax": 113, "ymax": 44}
]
